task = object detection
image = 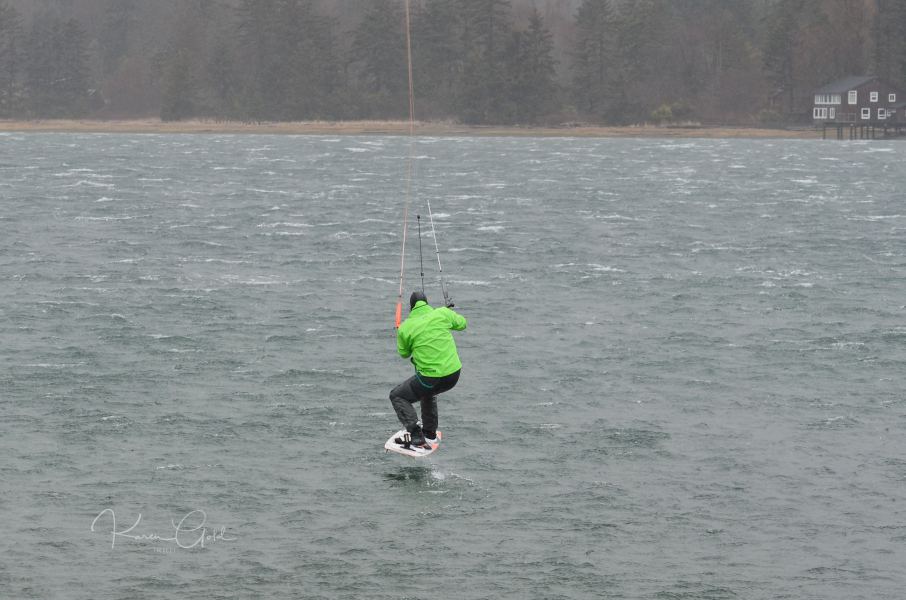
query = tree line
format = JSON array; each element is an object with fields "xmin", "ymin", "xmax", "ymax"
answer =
[{"xmin": 1, "ymin": 0, "xmax": 905, "ymax": 126}]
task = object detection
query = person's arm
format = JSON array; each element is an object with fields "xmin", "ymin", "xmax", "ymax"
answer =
[
  {"xmin": 444, "ymin": 308, "xmax": 467, "ymax": 331},
  {"xmin": 397, "ymin": 329, "xmax": 412, "ymax": 358}
]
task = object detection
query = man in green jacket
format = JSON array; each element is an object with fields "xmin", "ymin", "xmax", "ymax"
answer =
[{"xmin": 390, "ymin": 290, "xmax": 467, "ymax": 449}]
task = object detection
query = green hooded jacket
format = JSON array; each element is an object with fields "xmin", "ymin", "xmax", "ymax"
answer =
[{"xmin": 397, "ymin": 300, "xmax": 467, "ymax": 377}]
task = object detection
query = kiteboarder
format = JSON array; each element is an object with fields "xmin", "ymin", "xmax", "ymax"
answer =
[{"xmin": 390, "ymin": 291, "xmax": 466, "ymax": 449}]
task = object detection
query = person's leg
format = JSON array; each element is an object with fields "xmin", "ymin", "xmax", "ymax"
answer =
[
  {"xmin": 414, "ymin": 370, "xmax": 460, "ymax": 439},
  {"xmin": 389, "ymin": 376, "xmax": 426, "ymax": 443},
  {"xmin": 421, "ymin": 395, "xmax": 438, "ymax": 439}
]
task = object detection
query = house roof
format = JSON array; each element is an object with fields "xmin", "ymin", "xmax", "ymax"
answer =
[{"xmin": 814, "ymin": 75, "xmax": 876, "ymax": 94}]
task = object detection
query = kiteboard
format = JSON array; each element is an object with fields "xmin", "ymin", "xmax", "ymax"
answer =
[{"xmin": 384, "ymin": 430, "xmax": 442, "ymax": 458}]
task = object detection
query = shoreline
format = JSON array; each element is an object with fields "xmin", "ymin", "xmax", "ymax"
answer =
[{"xmin": 0, "ymin": 118, "xmax": 822, "ymax": 139}]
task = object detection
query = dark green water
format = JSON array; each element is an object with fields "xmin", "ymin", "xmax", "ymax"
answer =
[{"xmin": 1, "ymin": 133, "xmax": 904, "ymax": 599}]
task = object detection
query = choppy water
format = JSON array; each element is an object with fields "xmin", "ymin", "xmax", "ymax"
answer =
[{"xmin": 1, "ymin": 132, "xmax": 904, "ymax": 599}]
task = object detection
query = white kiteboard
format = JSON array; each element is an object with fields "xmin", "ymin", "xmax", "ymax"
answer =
[{"xmin": 384, "ymin": 430, "xmax": 442, "ymax": 458}]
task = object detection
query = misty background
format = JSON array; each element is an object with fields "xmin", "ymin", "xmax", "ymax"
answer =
[{"xmin": 0, "ymin": 0, "xmax": 904, "ymax": 126}]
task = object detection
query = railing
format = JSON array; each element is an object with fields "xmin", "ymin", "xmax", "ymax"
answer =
[{"xmin": 816, "ymin": 111, "xmax": 904, "ymax": 124}]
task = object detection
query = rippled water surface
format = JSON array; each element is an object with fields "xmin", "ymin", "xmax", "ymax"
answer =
[{"xmin": 1, "ymin": 133, "xmax": 904, "ymax": 599}]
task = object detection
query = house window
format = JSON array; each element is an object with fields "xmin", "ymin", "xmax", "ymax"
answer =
[
  {"xmin": 890, "ymin": 93, "xmax": 897, "ymax": 103},
  {"xmin": 813, "ymin": 107, "xmax": 828, "ymax": 119},
  {"xmin": 829, "ymin": 107, "xmax": 836, "ymax": 119},
  {"xmin": 878, "ymin": 108, "xmax": 887, "ymax": 120},
  {"xmin": 870, "ymin": 91, "xmax": 879, "ymax": 102},
  {"xmin": 814, "ymin": 94, "xmax": 842, "ymax": 105},
  {"xmin": 861, "ymin": 107, "xmax": 871, "ymax": 119},
  {"xmin": 849, "ymin": 90, "xmax": 858, "ymax": 104}
]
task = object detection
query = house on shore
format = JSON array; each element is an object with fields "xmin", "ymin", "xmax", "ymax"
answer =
[{"xmin": 812, "ymin": 75, "xmax": 906, "ymax": 138}]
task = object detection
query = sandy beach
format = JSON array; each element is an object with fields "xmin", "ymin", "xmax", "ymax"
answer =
[{"xmin": 0, "ymin": 118, "xmax": 823, "ymax": 138}]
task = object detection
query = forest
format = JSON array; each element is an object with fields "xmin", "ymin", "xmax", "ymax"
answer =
[{"xmin": 1, "ymin": 0, "xmax": 905, "ymax": 126}]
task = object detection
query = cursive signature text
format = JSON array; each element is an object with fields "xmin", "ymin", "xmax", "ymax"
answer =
[{"xmin": 91, "ymin": 508, "xmax": 237, "ymax": 550}]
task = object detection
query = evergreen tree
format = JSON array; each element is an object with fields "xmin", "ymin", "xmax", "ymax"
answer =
[
  {"xmin": 24, "ymin": 14, "xmax": 92, "ymax": 117},
  {"xmin": 0, "ymin": 1, "xmax": 21, "ymax": 116},
  {"xmin": 272, "ymin": 0, "xmax": 316, "ymax": 119},
  {"xmin": 160, "ymin": 48, "xmax": 194, "ymax": 121},
  {"xmin": 235, "ymin": 0, "xmax": 284, "ymax": 119},
  {"xmin": 155, "ymin": 1, "xmax": 220, "ymax": 121},
  {"xmin": 412, "ymin": 0, "xmax": 465, "ymax": 118},
  {"xmin": 571, "ymin": 0, "xmax": 615, "ymax": 121},
  {"xmin": 763, "ymin": 0, "xmax": 806, "ymax": 117},
  {"xmin": 763, "ymin": 0, "xmax": 862, "ymax": 119},
  {"xmin": 233, "ymin": 0, "xmax": 340, "ymax": 121},
  {"xmin": 611, "ymin": 0, "xmax": 668, "ymax": 123},
  {"xmin": 311, "ymin": 15, "xmax": 347, "ymax": 119},
  {"xmin": 59, "ymin": 18, "xmax": 91, "ymax": 113},
  {"xmin": 3, "ymin": 0, "xmax": 895, "ymax": 126},
  {"xmin": 459, "ymin": 0, "xmax": 513, "ymax": 124},
  {"xmin": 350, "ymin": 0, "xmax": 407, "ymax": 118},
  {"xmin": 674, "ymin": 0, "xmax": 764, "ymax": 122},
  {"xmin": 205, "ymin": 37, "xmax": 238, "ymax": 118},
  {"xmin": 506, "ymin": 7, "xmax": 557, "ymax": 123},
  {"xmin": 828, "ymin": 0, "xmax": 872, "ymax": 78},
  {"xmin": 98, "ymin": 0, "xmax": 136, "ymax": 75},
  {"xmin": 874, "ymin": 0, "xmax": 906, "ymax": 86},
  {"xmin": 23, "ymin": 15, "xmax": 54, "ymax": 116},
  {"xmin": 286, "ymin": 5, "xmax": 345, "ymax": 120}
]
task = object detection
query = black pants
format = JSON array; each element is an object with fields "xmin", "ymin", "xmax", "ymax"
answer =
[{"xmin": 389, "ymin": 369, "xmax": 460, "ymax": 437}]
